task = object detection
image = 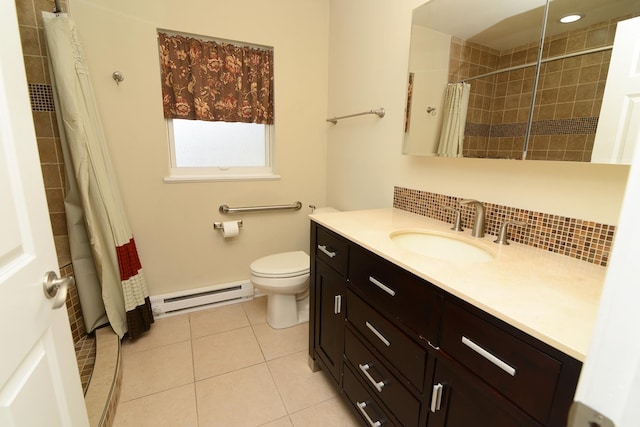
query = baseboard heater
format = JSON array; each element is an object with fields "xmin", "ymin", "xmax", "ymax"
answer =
[{"xmin": 150, "ymin": 280, "xmax": 253, "ymax": 318}]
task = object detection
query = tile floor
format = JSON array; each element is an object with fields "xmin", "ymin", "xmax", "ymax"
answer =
[{"xmin": 114, "ymin": 297, "xmax": 362, "ymax": 426}]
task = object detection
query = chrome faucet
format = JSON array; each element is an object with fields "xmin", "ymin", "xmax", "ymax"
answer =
[
  {"xmin": 444, "ymin": 206, "xmax": 463, "ymax": 231},
  {"xmin": 494, "ymin": 220, "xmax": 527, "ymax": 245},
  {"xmin": 460, "ymin": 199, "xmax": 485, "ymax": 238}
]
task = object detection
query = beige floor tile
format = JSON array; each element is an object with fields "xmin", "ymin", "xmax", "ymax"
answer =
[
  {"xmin": 120, "ymin": 341, "xmax": 194, "ymax": 402},
  {"xmin": 242, "ymin": 296, "xmax": 268, "ymax": 325},
  {"xmin": 268, "ymin": 350, "xmax": 337, "ymax": 413},
  {"xmin": 259, "ymin": 416, "xmax": 294, "ymax": 427},
  {"xmin": 192, "ymin": 326, "xmax": 264, "ymax": 380},
  {"xmin": 196, "ymin": 363, "xmax": 287, "ymax": 426},
  {"xmin": 121, "ymin": 314, "xmax": 191, "ymax": 354},
  {"xmin": 289, "ymin": 397, "xmax": 361, "ymax": 427},
  {"xmin": 252, "ymin": 323, "xmax": 308, "ymax": 360},
  {"xmin": 113, "ymin": 384, "xmax": 197, "ymax": 427},
  {"xmin": 190, "ymin": 303, "xmax": 250, "ymax": 339}
]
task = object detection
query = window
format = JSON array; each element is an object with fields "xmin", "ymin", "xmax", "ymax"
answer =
[
  {"xmin": 167, "ymin": 119, "xmax": 275, "ymax": 181},
  {"xmin": 158, "ymin": 31, "xmax": 277, "ymax": 182}
]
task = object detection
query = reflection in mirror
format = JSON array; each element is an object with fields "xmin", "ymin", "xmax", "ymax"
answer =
[
  {"xmin": 404, "ymin": 0, "xmax": 640, "ymax": 162},
  {"xmin": 529, "ymin": 0, "xmax": 638, "ymax": 161}
]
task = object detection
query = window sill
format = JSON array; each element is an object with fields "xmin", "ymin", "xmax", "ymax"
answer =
[{"xmin": 163, "ymin": 173, "xmax": 281, "ymax": 183}]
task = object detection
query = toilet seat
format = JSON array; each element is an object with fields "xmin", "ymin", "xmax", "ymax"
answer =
[{"xmin": 250, "ymin": 251, "xmax": 309, "ymax": 278}]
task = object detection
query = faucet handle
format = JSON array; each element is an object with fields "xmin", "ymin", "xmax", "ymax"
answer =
[
  {"xmin": 444, "ymin": 206, "xmax": 463, "ymax": 231},
  {"xmin": 494, "ymin": 220, "xmax": 527, "ymax": 245}
]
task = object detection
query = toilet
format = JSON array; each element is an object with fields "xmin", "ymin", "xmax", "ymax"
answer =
[
  {"xmin": 250, "ymin": 251, "xmax": 310, "ymax": 329},
  {"xmin": 250, "ymin": 207, "xmax": 338, "ymax": 329}
]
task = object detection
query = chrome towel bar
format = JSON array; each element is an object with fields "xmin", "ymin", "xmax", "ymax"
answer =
[
  {"xmin": 219, "ymin": 201, "xmax": 302, "ymax": 214},
  {"xmin": 326, "ymin": 108, "xmax": 385, "ymax": 124}
]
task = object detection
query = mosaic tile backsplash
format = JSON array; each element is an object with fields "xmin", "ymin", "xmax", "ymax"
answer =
[{"xmin": 393, "ymin": 186, "xmax": 614, "ymax": 266}]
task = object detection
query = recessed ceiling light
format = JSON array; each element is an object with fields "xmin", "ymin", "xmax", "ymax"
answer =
[{"xmin": 560, "ymin": 14, "xmax": 583, "ymax": 24}]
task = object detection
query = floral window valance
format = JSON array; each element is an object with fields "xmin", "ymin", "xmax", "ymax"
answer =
[{"xmin": 157, "ymin": 32, "xmax": 274, "ymax": 125}]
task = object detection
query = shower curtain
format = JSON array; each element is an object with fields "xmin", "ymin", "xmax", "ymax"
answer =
[
  {"xmin": 42, "ymin": 12, "xmax": 153, "ymax": 339},
  {"xmin": 437, "ymin": 82, "xmax": 471, "ymax": 157}
]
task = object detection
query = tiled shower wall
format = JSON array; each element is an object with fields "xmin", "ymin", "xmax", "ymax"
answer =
[
  {"xmin": 15, "ymin": 0, "xmax": 93, "ymax": 371},
  {"xmin": 393, "ymin": 186, "xmax": 615, "ymax": 267},
  {"xmin": 450, "ymin": 13, "xmax": 638, "ymax": 161}
]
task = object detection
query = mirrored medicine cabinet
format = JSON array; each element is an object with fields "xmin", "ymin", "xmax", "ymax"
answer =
[{"xmin": 403, "ymin": 0, "xmax": 640, "ymax": 164}]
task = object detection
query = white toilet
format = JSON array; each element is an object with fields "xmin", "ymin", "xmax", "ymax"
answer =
[{"xmin": 250, "ymin": 251, "xmax": 310, "ymax": 329}]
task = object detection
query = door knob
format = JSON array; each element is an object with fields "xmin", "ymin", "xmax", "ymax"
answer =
[{"xmin": 42, "ymin": 271, "xmax": 73, "ymax": 310}]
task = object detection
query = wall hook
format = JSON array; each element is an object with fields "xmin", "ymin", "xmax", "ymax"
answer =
[
  {"xmin": 426, "ymin": 106, "xmax": 437, "ymax": 116},
  {"xmin": 112, "ymin": 71, "xmax": 125, "ymax": 85}
]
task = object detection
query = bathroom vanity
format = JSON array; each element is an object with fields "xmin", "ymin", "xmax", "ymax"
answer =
[{"xmin": 308, "ymin": 209, "xmax": 605, "ymax": 427}]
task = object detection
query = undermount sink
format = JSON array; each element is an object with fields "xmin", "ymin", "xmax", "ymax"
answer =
[{"xmin": 389, "ymin": 230, "xmax": 495, "ymax": 263}]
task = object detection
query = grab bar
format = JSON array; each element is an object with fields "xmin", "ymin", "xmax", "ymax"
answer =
[
  {"xmin": 326, "ymin": 108, "xmax": 385, "ymax": 124},
  {"xmin": 219, "ymin": 201, "xmax": 302, "ymax": 214}
]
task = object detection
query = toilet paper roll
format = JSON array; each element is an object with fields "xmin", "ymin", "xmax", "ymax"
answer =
[{"xmin": 221, "ymin": 221, "xmax": 239, "ymax": 238}]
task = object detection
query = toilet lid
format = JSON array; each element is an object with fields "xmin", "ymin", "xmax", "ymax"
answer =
[{"xmin": 250, "ymin": 251, "xmax": 310, "ymax": 278}]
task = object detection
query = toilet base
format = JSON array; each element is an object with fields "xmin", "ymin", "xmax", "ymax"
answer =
[{"xmin": 266, "ymin": 293, "xmax": 309, "ymax": 329}]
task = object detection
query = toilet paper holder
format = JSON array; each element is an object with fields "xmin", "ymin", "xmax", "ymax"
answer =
[{"xmin": 213, "ymin": 220, "xmax": 243, "ymax": 230}]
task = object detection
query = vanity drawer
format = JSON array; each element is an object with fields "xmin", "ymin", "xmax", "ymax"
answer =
[
  {"xmin": 343, "ymin": 364, "xmax": 400, "ymax": 427},
  {"xmin": 315, "ymin": 225, "xmax": 349, "ymax": 277},
  {"xmin": 440, "ymin": 300, "xmax": 563, "ymax": 424},
  {"xmin": 348, "ymin": 245, "xmax": 442, "ymax": 344},
  {"xmin": 347, "ymin": 289, "xmax": 427, "ymax": 391},
  {"xmin": 345, "ymin": 327, "xmax": 421, "ymax": 427}
]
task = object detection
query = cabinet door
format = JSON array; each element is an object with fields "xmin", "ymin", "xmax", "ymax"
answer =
[
  {"xmin": 314, "ymin": 259, "xmax": 346, "ymax": 384},
  {"xmin": 428, "ymin": 357, "xmax": 541, "ymax": 427}
]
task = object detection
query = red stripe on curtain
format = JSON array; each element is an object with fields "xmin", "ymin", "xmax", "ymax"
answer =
[
  {"xmin": 116, "ymin": 237, "xmax": 154, "ymax": 339},
  {"xmin": 116, "ymin": 238, "xmax": 143, "ymax": 281}
]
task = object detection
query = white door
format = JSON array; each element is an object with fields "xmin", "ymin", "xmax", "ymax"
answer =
[
  {"xmin": 591, "ymin": 16, "xmax": 640, "ymax": 164},
  {"xmin": 0, "ymin": 2, "xmax": 89, "ymax": 426}
]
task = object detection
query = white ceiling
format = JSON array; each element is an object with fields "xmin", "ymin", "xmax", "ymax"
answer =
[{"xmin": 412, "ymin": 0, "xmax": 640, "ymax": 51}]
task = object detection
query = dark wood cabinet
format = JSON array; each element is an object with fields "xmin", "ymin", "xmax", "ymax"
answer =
[
  {"xmin": 438, "ymin": 298, "xmax": 582, "ymax": 427},
  {"xmin": 314, "ymin": 259, "xmax": 346, "ymax": 384},
  {"xmin": 428, "ymin": 354, "xmax": 542, "ymax": 427},
  {"xmin": 349, "ymin": 245, "xmax": 443, "ymax": 346},
  {"xmin": 310, "ymin": 224, "xmax": 348, "ymax": 385},
  {"xmin": 309, "ymin": 222, "xmax": 581, "ymax": 427}
]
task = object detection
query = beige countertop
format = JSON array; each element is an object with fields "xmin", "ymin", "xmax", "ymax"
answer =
[{"xmin": 310, "ymin": 208, "xmax": 606, "ymax": 362}]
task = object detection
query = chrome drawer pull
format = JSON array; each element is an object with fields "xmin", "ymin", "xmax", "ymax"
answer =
[
  {"xmin": 461, "ymin": 336, "xmax": 516, "ymax": 376},
  {"xmin": 430, "ymin": 383, "xmax": 444, "ymax": 413},
  {"xmin": 356, "ymin": 401, "xmax": 382, "ymax": 427},
  {"xmin": 334, "ymin": 294, "xmax": 342, "ymax": 314},
  {"xmin": 366, "ymin": 321, "xmax": 391, "ymax": 347},
  {"xmin": 359, "ymin": 363, "xmax": 385, "ymax": 392},
  {"xmin": 318, "ymin": 244, "xmax": 337, "ymax": 258},
  {"xmin": 368, "ymin": 276, "xmax": 396, "ymax": 296}
]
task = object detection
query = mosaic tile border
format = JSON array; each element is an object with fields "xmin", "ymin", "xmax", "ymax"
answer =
[
  {"xmin": 393, "ymin": 186, "xmax": 614, "ymax": 266},
  {"xmin": 531, "ymin": 117, "xmax": 599, "ymax": 136},
  {"xmin": 465, "ymin": 117, "xmax": 599, "ymax": 138}
]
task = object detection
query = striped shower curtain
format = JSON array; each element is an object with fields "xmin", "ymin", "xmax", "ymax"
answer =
[
  {"xmin": 42, "ymin": 12, "xmax": 153, "ymax": 339},
  {"xmin": 437, "ymin": 82, "xmax": 471, "ymax": 157}
]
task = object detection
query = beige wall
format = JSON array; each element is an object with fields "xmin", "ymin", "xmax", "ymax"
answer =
[
  {"xmin": 327, "ymin": 0, "xmax": 629, "ymax": 224},
  {"xmin": 71, "ymin": 0, "xmax": 329, "ymax": 295},
  {"xmin": 70, "ymin": 0, "xmax": 630, "ymax": 295}
]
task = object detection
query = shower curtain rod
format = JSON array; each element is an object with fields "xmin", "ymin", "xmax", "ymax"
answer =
[{"xmin": 457, "ymin": 44, "xmax": 613, "ymax": 84}]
